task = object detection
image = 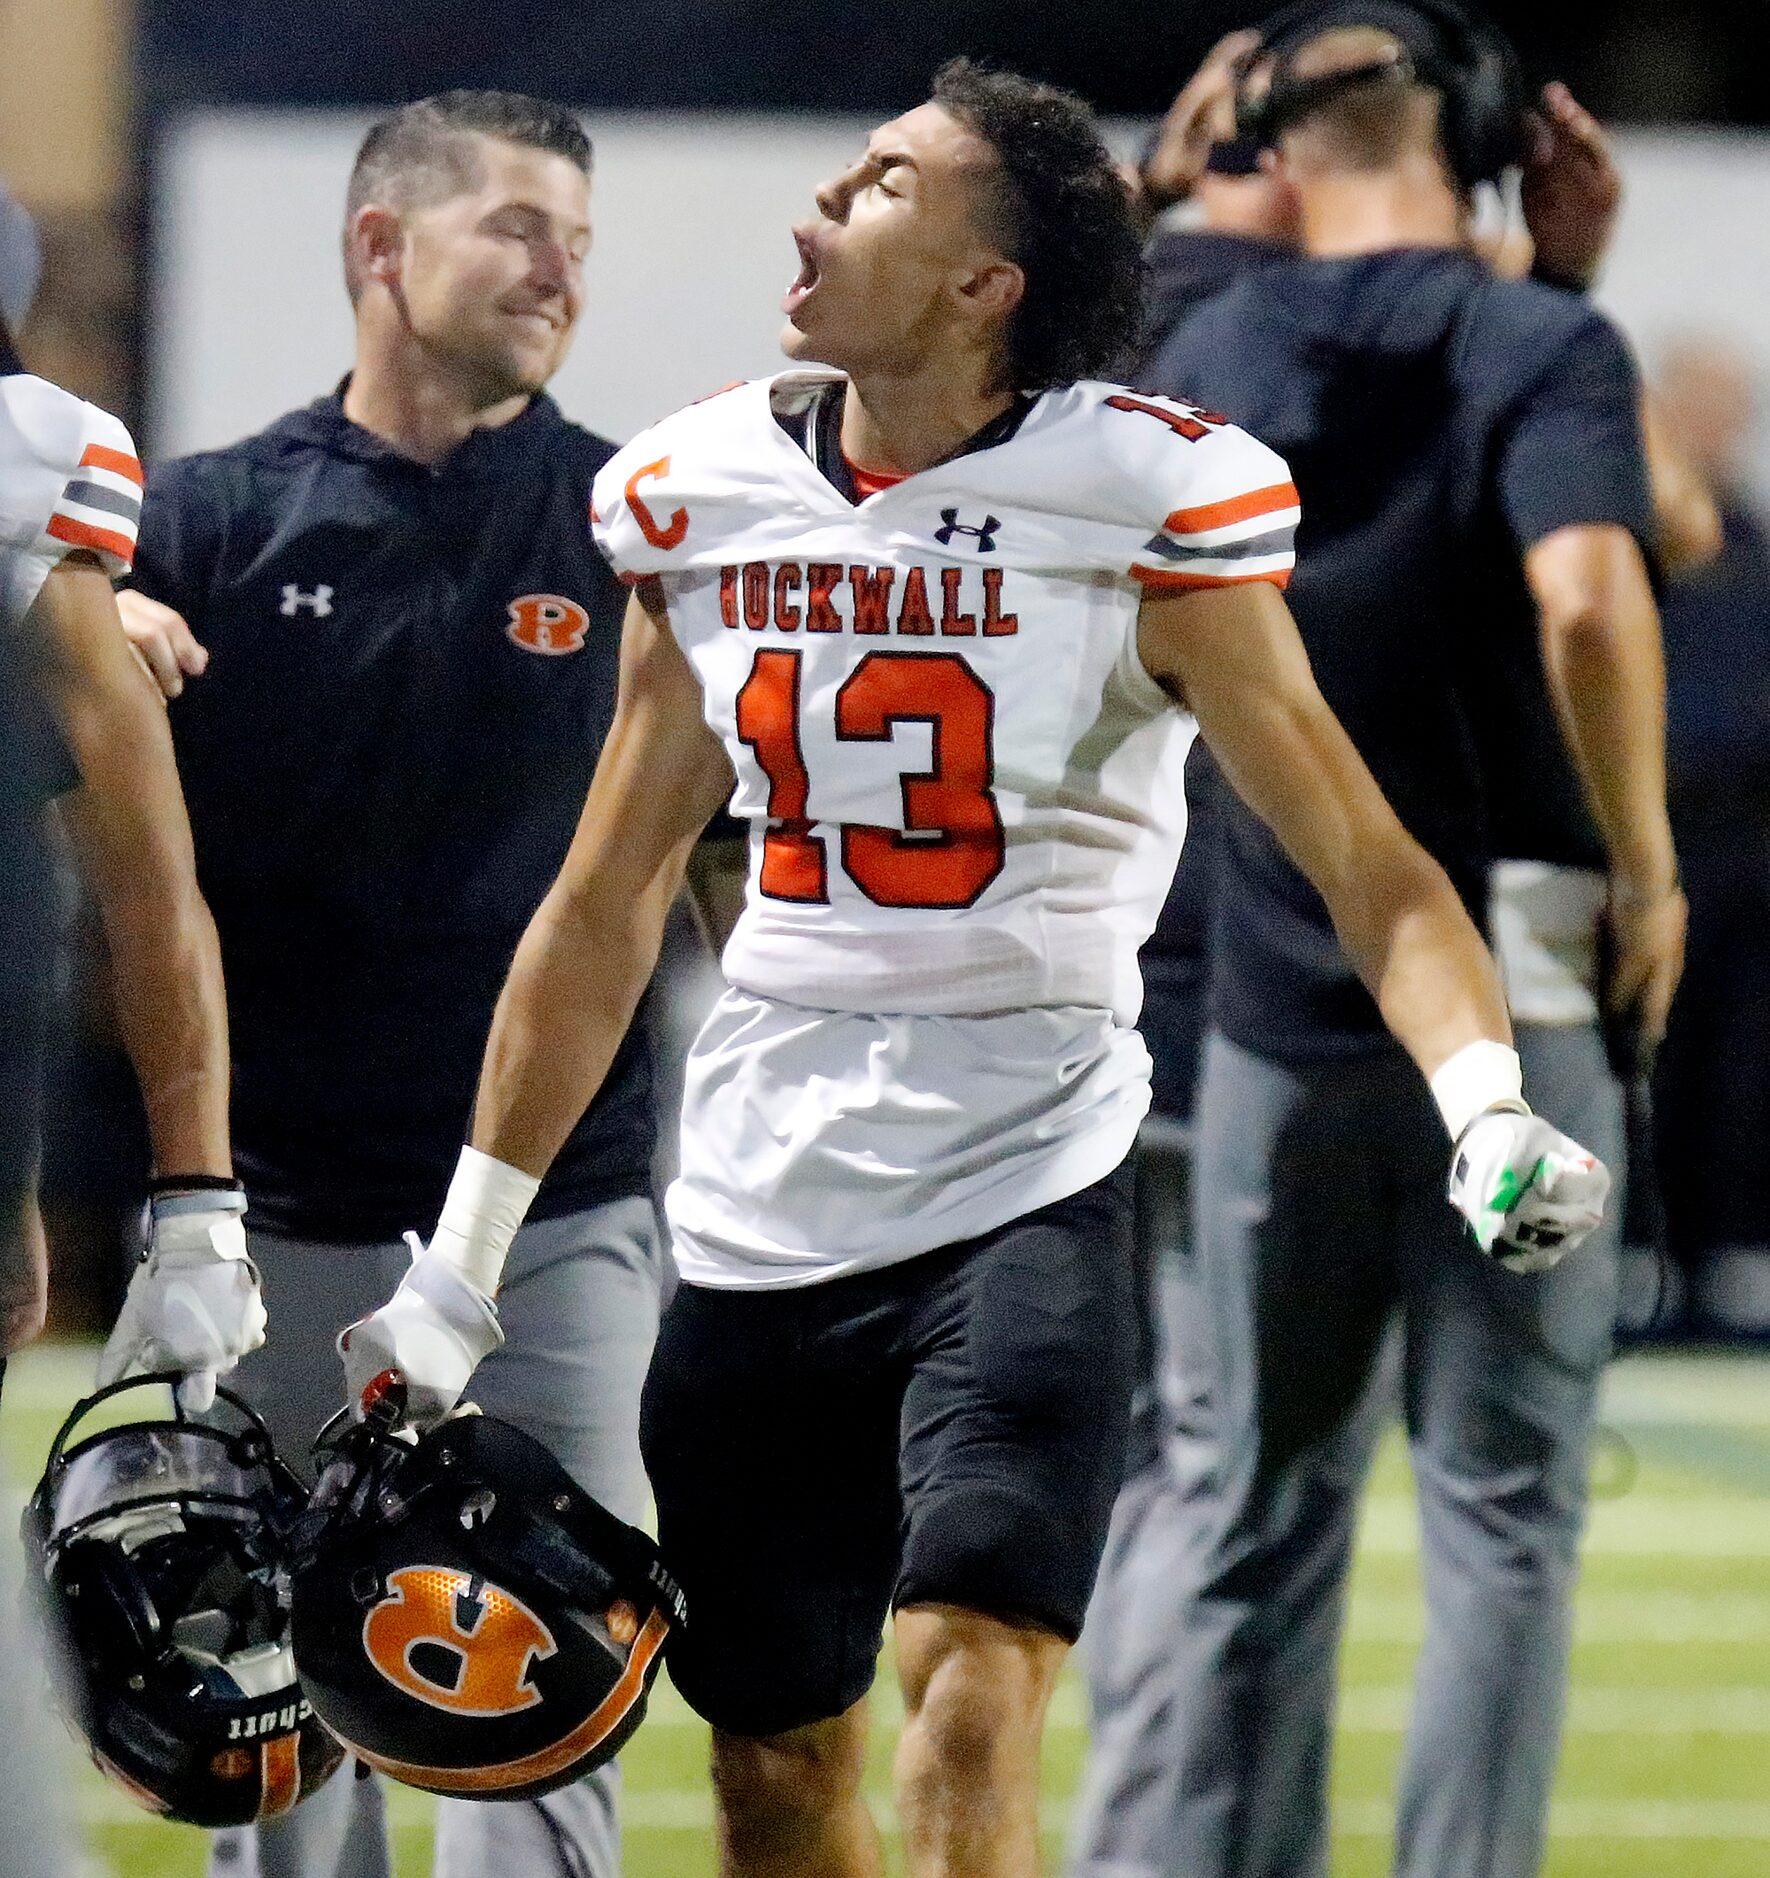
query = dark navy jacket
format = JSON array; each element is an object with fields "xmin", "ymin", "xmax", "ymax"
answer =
[
  {"xmin": 1146, "ymin": 248, "xmax": 1653, "ymax": 1062},
  {"xmin": 132, "ymin": 390, "xmax": 654, "ymax": 1239}
]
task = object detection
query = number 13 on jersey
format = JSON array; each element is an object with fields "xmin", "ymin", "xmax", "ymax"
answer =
[{"xmin": 734, "ymin": 646, "xmax": 1005, "ymax": 910}]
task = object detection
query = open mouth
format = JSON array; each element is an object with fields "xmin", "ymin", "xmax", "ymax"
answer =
[{"xmin": 783, "ymin": 228, "xmax": 822, "ymax": 318}]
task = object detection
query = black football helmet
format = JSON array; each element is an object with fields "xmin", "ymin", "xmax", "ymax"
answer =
[
  {"xmin": 21, "ymin": 1374, "xmax": 344, "ymax": 1827},
  {"xmin": 287, "ymin": 1396, "xmax": 685, "ymax": 1800}
]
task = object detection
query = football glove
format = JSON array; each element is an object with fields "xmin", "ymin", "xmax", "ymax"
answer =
[
  {"xmin": 97, "ymin": 1183, "xmax": 265, "ymax": 1411},
  {"xmin": 338, "ymin": 1234, "xmax": 503, "ymax": 1432},
  {"xmin": 1448, "ymin": 1108, "xmax": 1610, "ymax": 1274}
]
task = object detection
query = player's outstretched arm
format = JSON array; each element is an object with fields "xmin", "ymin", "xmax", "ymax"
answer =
[
  {"xmin": 1139, "ymin": 580, "xmax": 1608, "ymax": 1270},
  {"xmin": 473, "ymin": 579, "xmax": 736, "ymax": 1175},
  {"xmin": 339, "ymin": 580, "xmax": 736, "ymax": 1425},
  {"xmin": 30, "ymin": 557, "xmax": 231, "ymax": 1177},
  {"xmin": 1140, "ymin": 580, "xmax": 1509, "ymax": 1073},
  {"xmin": 28, "ymin": 555, "xmax": 262, "ymax": 1409}
]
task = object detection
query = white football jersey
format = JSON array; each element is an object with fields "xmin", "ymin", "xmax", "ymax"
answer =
[
  {"xmin": 593, "ymin": 369, "xmax": 1296, "ymax": 1024},
  {"xmin": 592, "ymin": 369, "xmax": 1296, "ymax": 1286},
  {"xmin": 0, "ymin": 373, "xmax": 141, "ymax": 627}
]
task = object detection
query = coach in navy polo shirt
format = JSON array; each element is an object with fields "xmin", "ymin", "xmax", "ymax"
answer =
[
  {"xmin": 1073, "ymin": 15, "xmax": 1683, "ymax": 1878},
  {"xmin": 124, "ymin": 92, "xmax": 669, "ymax": 1878}
]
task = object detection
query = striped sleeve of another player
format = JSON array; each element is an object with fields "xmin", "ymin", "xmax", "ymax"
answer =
[
  {"xmin": 1130, "ymin": 477, "xmax": 1300, "ymax": 594},
  {"xmin": 43, "ymin": 429, "xmax": 144, "ymax": 576}
]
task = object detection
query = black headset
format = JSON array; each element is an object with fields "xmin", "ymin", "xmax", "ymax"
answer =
[{"xmin": 1234, "ymin": 0, "xmax": 1528, "ymax": 190}]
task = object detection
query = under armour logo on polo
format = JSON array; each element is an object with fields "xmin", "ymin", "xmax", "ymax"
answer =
[
  {"xmin": 934, "ymin": 510, "xmax": 1002, "ymax": 553},
  {"xmin": 280, "ymin": 584, "xmax": 335, "ymax": 618}
]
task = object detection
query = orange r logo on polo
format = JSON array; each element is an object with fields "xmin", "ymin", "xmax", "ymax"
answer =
[
  {"xmin": 625, "ymin": 456, "xmax": 689, "ymax": 550},
  {"xmin": 362, "ymin": 1567, "xmax": 558, "ymax": 1718},
  {"xmin": 506, "ymin": 594, "xmax": 591, "ymax": 655}
]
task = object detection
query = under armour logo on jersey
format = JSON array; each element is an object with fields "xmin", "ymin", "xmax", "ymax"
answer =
[
  {"xmin": 934, "ymin": 510, "xmax": 1001, "ymax": 553},
  {"xmin": 506, "ymin": 594, "xmax": 590, "ymax": 656},
  {"xmin": 280, "ymin": 584, "xmax": 334, "ymax": 618}
]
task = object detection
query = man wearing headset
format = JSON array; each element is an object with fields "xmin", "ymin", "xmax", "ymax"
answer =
[{"xmin": 1072, "ymin": 9, "xmax": 1682, "ymax": 1878}]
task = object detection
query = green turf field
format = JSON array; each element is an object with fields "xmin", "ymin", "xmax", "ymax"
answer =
[{"xmin": 5, "ymin": 1343, "xmax": 1768, "ymax": 1877}]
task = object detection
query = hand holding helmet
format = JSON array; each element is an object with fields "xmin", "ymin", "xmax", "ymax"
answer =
[{"xmin": 97, "ymin": 1181, "xmax": 266, "ymax": 1412}]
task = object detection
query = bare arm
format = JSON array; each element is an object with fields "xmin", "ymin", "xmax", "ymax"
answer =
[
  {"xmin": 1641, "ymin": 395, "xmax": 1723, "ymax": 576},
  {"xmin": 1526, "ymin": 523, "xmax": 1685, "ymax": 1037},
  {"xmin": 1138, "ymin": 581, "xmax": 1511, "ymax": 1080},
  {"xmin": 339, "ymin": 582, "xmax": 736, "ymax": 1420},
  {"xmin": 471, "ymin": 580, "xmax": 737, "ymax": 1176},
  {"xmin": 27, "ymin": 557, "xmax": 231, "ymax": 1177}
]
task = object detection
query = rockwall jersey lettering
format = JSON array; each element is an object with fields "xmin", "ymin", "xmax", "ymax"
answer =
[{"xmin": 593, "ymin": 370, "xmax": 1295, "ymax": 1285}]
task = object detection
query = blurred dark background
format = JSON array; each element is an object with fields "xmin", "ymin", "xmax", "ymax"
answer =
[{"xmin": 137, "ymin": 0, "xmax": 1770, "ymax": 121}]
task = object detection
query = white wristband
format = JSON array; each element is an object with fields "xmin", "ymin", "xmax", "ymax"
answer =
[
  {"xmin": 428, "ymin": 1146, "xmax": 541, "ymax": 1296},
  {"xmin": 1429, "ymin": 1040, "xmax": 1527, "ymax": 1142}
]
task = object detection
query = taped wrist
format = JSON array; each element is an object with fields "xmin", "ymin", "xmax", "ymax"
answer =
[
  {"xmin": 430, "ymin": 1146, "xmax": 541, "ymax": 1296},
  {"xmin": 1429, "ymin": 1040, "xmax": 1528, "ymax": 1142}
]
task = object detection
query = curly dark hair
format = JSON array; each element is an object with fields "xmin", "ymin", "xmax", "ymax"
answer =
[{"xmin": 931, "ymin": 58, "xmax": 1143, "ymax": 392}]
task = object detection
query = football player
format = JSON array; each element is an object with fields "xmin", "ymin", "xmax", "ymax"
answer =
[
  {"xmin": 0, "ymin": 308, "xmax": 258, "ymax": 1408},
  {"xmin": 345, "ymin": 62, "xmax": 1607, "ymax": 1877}
]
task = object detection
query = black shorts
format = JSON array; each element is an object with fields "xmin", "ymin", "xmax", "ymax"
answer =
[{"xmin": 639, "ymin": 1169, "xmax": 1137, "ymax": 1738}]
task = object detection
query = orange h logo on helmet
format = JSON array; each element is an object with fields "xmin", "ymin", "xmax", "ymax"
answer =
[{"xmin": 361, "ymin": 1566, "xmax": 558, "ymax": 1717}]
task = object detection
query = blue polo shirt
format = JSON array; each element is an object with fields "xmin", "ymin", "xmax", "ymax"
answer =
[
  {"xmin": 132, "ymin": 389, "xmax": 656, "ymax": 1238},
  {"xmin": 1145, "ymin": 247, "xmax": 1653, "ymax": 1060}
]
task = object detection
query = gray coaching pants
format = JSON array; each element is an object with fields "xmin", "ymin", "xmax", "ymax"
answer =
[
  {"xmin": 1074, "ymin": 1023, "xmax": 1621, "ymax": 1878},
  {"xmin": 208, "ymin": 1195, "xmax": 667, "ymax": 1878}
]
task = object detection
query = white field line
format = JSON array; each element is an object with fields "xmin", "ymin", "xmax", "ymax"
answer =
[
  {"xmin": 70, "ymin": 1787, "xmax": 1770, "ymax": 1840},
  {"xmin": 1345, "ymin": 1591, "xmax": 1770, "ymax": 1644},
  {"xmin": 1334, "ymin": 1684, "xmax": 1770, "ymax": 1734},
  {"xmin": 1354, "ymin": 1496, "xmax": 1770, "ymax": 1557},
  {"xmin": 1602, "ymin": 1355, "xmax": 1770, "ymax": 1427},
  {"xmin": 1334, "ymin": 1799, "xmax": 1770, "ymax": 1841}
]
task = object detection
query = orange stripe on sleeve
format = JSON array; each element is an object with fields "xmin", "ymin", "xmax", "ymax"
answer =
[
  {"xmin": 79, "ymin": 443, "xmax": 145, "ymax": 487},
  {"xmin": 1163, "ymin": 481, "xmax": 1299, "ymax": 537},
  {"xmin": 1132, "ymin": 563, "xmax": 1292, "ymax": 594},
  {"xmin": 47, "ymin": 512, "xmax": 137, "ymax": 564}
]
